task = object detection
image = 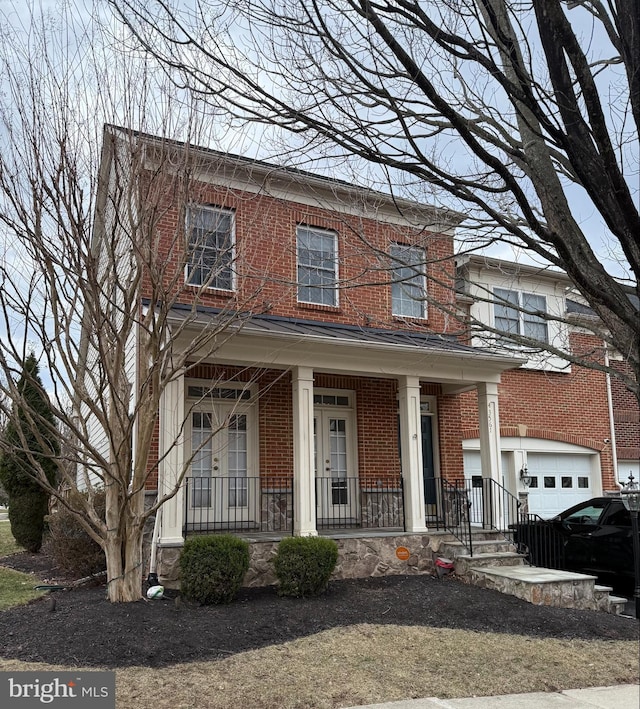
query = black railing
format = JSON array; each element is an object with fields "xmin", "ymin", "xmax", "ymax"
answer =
[
  {"xmin": 315, "ymin": 477, "xmax": 405, "ymax": 530},
  {"xmin": 425, "ymin": 477, "xmax": 473, "ymax": 555},
  {"xmin": 424, "ymin": 477, "xmax": 521, "ymax": 556},
  {"xmin": 468, "ymin": 477, "xmax": 521, "ymax": 534},
  {"xmin": 510, "ymin": 514, "xmax": 567, "ymax": 569},
  {"xmin": 183, "ymin": 476, "xmax": 293, "ymax": 536}
]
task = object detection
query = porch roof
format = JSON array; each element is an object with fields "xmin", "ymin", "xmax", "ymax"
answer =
[{"xmin": 165, "ymin": 303, "xmax": 525, "ymax": 387}]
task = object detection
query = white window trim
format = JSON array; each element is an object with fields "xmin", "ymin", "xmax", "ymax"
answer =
[
  {"xmin": 296, "ymin": 225, "xmax": 339, "ymax": 307},
  {"xmin": 185, "ymin": 205, "xmax": 236, "ymax": 292},
  {"xmin": 493, "ymin": 287, "xmax": 549, "ymax": 344},
  {"xmin": 390, "ymin": 243, "xmax": 427, "ymax": 319}
]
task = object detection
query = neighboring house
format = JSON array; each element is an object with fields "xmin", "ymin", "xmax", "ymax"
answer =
[
  {"xmin": 88, "ymin": 127, "xmax": 635, "ymax": 584},
  {"xmin": 456, "ymin": 255, "xmax": 625, "ymax": 517},
  {"xmin": 609, "ymin": 358, "xmax": 640, "ymax": 484}
]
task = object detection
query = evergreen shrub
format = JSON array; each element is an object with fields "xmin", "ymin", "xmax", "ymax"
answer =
[
  {"xmin": 8, "ymin": 492, "xmax": 49, "ymax": 553},
  {"xmin": 273, "ymin": 536, "xmax": 338, "ymax": 597},
  {"xmin": 180, "ymin": 534, "xmax": 250, "ymax": 605}
]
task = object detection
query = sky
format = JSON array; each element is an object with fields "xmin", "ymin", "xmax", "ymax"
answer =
[{"xmin": 0, "ymin": 0, "xmax": 636, "ymax": 289}]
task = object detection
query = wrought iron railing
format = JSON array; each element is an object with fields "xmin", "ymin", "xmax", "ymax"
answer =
[
  {"xmin": 425, "ymin": 477, "xmax": 473, "ymax": 555},
  {"xmin": 183, "ymin": 476, "xmax": 293, "ymax": 536},
  {"xmin": 424, "ymin": 477, "xmax": 521, "ymax": 556},
  {"xmin": 184, "ymin": 475, "xmax": 405, "ymax": 535},
  {"xmin": 510, "ymin": 513, "xmax": 567, "ymax": 569},
  {"xmin": 315, "ymin": 476, "xmax": 405, "ymax": 530},
  {"xmin": 467, "ymin": 477, "xmax": 521, "ymax": 534}
]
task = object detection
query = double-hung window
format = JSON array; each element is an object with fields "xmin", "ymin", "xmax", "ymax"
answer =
[
  {"xmin": 494, "ymin": 288, "xmax": 548, "ymax": 343},
  {"xmin": 297, "ymin": 226, "xmax": 338, "ymax": 306},
  {"xmin": 186, "ymin": 206, "xmax": 234, "ymax": 290},
  {"xmin": 390, "ymin": 243, "xmax": 426, "ymax": 318}
]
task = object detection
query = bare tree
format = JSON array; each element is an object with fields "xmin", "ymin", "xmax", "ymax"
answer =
[
  {"xmin": 110, "ymin": 0, "xmax": 640, "ymax": 396},
  {"xmin": 0, "ymin": 3, "xmax": 274, "ymax": 601}
]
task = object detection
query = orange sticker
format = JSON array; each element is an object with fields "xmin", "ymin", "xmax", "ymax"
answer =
[{"xmin": 396, "ymin": 546, "xmax": 410, "ymax": 561}]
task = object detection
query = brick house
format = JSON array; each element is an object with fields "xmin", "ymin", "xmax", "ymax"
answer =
[
  {"xmin": 610, "ymin": 360, "xmax": 640, "ymax": 484},
  {"xmin": 90, "ymin": 127, "xmax": 632, "ymax": 585},
  {"xmin": 456, "ymin": 255, "xmax": 628, "ymax": 517}
]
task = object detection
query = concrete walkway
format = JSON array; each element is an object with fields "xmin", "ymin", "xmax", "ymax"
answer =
[{"xmin": 344, "ymin": 684, "xmax": 639, "ymax": 709}]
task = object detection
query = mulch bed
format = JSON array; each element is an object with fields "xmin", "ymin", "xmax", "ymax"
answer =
[{"xmin": 0, "ymin": 551, "xmax": 638, "ymax": 669}]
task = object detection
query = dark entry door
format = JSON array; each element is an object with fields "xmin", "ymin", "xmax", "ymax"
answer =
[{"xmin": 422, "ymin": 414, "xmax": 436, "ymax": 505}]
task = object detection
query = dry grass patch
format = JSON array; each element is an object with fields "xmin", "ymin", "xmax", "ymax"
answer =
[{"xmin": 1, "ymin": 624, "xmax": 638, "ymax": 708}]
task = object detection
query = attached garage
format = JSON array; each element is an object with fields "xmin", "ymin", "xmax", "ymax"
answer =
[
  {"xmin": 463, "ymin": 438, "xmax": 602, "ymax": 519},
  {"xmin": 526, "ymin": 452, "xmax": 593, "ymax": 517}
]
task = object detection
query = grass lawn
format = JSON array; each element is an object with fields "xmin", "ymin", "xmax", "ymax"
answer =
[
  {"xmin": 0, "ymin": 519, "xmax": 23, "ymax": 557},
  {"xmin": 0, "ymin": 626, "xmax": 637, "ymax": 708},
  {"xmin": 0, "ymin": 567, "xmax": 45, "ymax": 610},
  {"xmin": 0, "ymin": 520, "xmax": 44, "ymax": 610}
]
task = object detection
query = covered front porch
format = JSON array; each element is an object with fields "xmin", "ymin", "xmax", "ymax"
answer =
[{"xmin": 156, "ymin": 312, "xmax": 524, "ymax": 554}]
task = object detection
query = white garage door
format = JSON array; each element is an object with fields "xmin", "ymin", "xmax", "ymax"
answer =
[{"xmin": 526, "ymin": 453, "xmax": 592, "ymax": 518}]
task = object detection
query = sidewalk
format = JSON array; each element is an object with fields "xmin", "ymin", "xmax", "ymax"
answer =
[{"xmin": 344, "ymin": 684, "xmax": 639, "ymax": 709}]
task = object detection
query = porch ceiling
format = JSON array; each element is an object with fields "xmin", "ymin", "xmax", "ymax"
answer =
[{"xmin": 167, "ymin": 304, "xmax": 525, "ymax": 385}]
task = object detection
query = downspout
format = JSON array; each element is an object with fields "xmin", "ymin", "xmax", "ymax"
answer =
[
  {"xmin": 146, "ymin": 503, "xmax": 162, "ymax": 587},
  {"xmin": 604, "ymin": 346, "xmax": 619, "ymax": 488}
]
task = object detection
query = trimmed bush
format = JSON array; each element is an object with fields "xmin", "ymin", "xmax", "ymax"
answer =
[
  {"xmin": 0, "ymin": 354, "xmax": 59, "ymax": 553},
  {"xmin": 45, "ymin": 491, "xmax": 106, "ymax": 577},
  {"xmin": 273, "ymin": 536, "xmax": 338, "ymax": 597},
  {"xmin": 8, "ymin": 491, "xmax": 50, "ymax": 553},
  {"xmin": 180, "ymin": 534, "xmax": 250, "ymax": 605}
]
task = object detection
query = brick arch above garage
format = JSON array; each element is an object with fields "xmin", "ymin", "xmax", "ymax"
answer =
[{"xmin": 460, "ymin": 425, "xmax": 606, "ymax": 453}]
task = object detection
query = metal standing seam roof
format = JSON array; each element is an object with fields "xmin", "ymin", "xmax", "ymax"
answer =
[{"xmin": 164, "ymin": 301, "xmax": 520, "ymax": 362}]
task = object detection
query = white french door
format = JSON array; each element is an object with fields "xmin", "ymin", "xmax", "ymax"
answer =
[
  {"xmin": 314, "ymin": 409, "xmax": 356, "ymax": 522},
  {"xmin": 189, "ymin": 402, "xmax": 254, "ymax": 526}
]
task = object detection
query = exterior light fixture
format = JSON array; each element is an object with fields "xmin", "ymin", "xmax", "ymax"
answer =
[{"xmin": 519, "ymin": 466, "xmax": 532, "ymax": 488}]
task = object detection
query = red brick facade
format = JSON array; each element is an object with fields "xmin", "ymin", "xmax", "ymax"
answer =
[
  {"xmin": 145, "ymin": 176, "xmax": 458, "ymax": 334},
  {"xmin": 610, "ymin": 360, "xmax": 640, "ymax": 465},
  {"xmin": 140, "ymin": 155, "xmax": 626, "ymax": 507}
]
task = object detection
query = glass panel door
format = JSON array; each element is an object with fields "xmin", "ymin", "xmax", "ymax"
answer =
[
  {"xmin": 187, "ymin": 404, "xmax": 254, "ymax": 527},
  {"xmin": 315, "ymin": 409, "xmax": 356, "ymax": 523}
]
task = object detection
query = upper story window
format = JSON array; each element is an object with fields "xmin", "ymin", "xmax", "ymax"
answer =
[
  {"xmin": 297, "ymin": 225, "xmax": 338, "ymax": 306},
  {"xmin": 494, "ymin": 288, "xmax": 548, "ymax": 343},
  {"xmin": 390, "ymin": 243, "xmax": 426, "ymax": 318},
  {"xmin": 186, "ymin": 206, "xmax": 234, "ymax": 290}
]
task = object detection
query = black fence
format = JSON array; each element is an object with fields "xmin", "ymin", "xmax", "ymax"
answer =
[
  {"xmin": 183, "ymin": 476, "xmax": 293, "ymax": 536},
  {"xmin": 510, "ymin": 514, "xmax": 567, "ymax": 569},
  {"xmin": 184, "ymin": 475, "xmax": 405, "ymax": 535},
  {"xmin": 315, "ymin": 477, "xmax": 405, "ymax": 530}
]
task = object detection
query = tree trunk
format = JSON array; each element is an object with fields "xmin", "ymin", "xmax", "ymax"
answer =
[
  {"xmin": 103, "ymin": 483, "xmax": 147, "ymax": 602},
  {"xmin": 103, "ymin": 523, "xmax": 145, "ymax": 602}
]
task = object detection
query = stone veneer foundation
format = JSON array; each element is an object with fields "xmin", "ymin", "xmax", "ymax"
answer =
[{"xmin": 156, "ymin": 533, "xmax": 435, "ymax": 589}]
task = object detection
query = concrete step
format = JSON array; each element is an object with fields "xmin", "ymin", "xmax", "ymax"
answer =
[
  {"xmin": 592, "ymin": 585, "xmax": 628, "ymax": 615},
  {"xmin": 467, "ymin": 565, "xmax": 618, "ymax": 611},
  {"xmin": 438, "ymin": 539, "xmax": 516, "ymax": 559},
  {"xmin": 455, "ymin": 551, "xmax": 525, "ymax": 576},
  {"xmin": 606, "ymin": 595, "xmax": 629, "ymax": 616},
  {"xmin": 429, "ymin": 531, "xmax": 625, "ymax": 614},
  {"xmin": 428, "ymin": 528, "xmax": 514, "ymax": 544}
]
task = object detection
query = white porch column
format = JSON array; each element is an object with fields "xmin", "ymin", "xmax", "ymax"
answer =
[
  {"xmin": 292, "ymin": 366, "xmax": 317, "ymax": 536},
  {"xmin": 158, "ymin": 370, "xmax": 185, "ymax": 544},
  {"xmin": 477, "ymin": 381, "xmax": 503, "ymax": 528},
  {"xmin": 398, "ymin": 375, "xmax": 428, "ymax": 533}
]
